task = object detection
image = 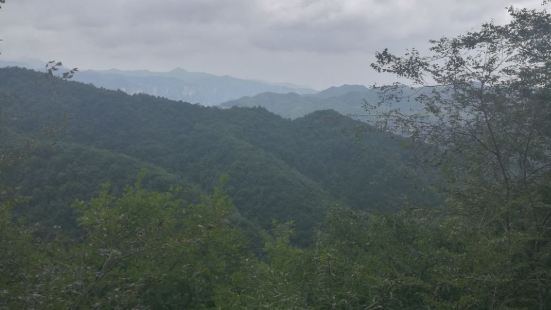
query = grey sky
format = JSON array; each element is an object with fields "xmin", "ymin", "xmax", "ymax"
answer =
[{"xmin": 0, "ymin": 0, "xmax": 544, "ymax": 89}]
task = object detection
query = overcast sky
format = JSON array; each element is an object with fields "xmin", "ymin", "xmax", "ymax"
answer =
[{"xmin": 0, "ymin": 0, "xmax": 544, "ymax": 89}]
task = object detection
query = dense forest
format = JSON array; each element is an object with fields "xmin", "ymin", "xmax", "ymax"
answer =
[
  {"xmin": 0, "ymin": 67, "xmax": 436, "ymax": 243},
  {"xmin": 1, "ymin": 2, "xmax": 551, "ymax": 310}
]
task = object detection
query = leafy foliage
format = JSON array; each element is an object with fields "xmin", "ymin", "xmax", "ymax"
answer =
[
  {"xmin": 1, "ymin": 181, "xmax": 252, "ymax": 309},
  {"xmin": 369, "ymin": 3, "xmax": 551, "ymax": 309}
]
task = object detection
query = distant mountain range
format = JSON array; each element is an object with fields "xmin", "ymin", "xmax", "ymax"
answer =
[
  {"xmin": 0, "ymin": 60, "xmax": 315, "ymax": 106},
  {"xmin": 221, "ymin": 84, "xmax": 426, "ymax": 120},
  {"xmin": 0, "ymin": 60, "xmax": 426, "ymax": 118}
]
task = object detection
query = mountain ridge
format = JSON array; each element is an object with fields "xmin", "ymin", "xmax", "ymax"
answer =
[
  {"xmin": 221, "ymin": 84, "xmax": 425, "ymax": 120},
  {"xmin": 0, "ymin": 60, "xmax": 316, "ymax": 106}
]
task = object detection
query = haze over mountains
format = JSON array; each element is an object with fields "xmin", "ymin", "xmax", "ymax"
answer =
[
  {"xmin": 220, "ymin": 84, "xmax": 427, "ymax": 120},
  {"xmin": 74, "ymin": 69, "xmax": 316, "ymax": 106},
  {"xmin": 0, "ymin": 60, "xmax": 315, "ymax": 106},
  {"xmin": 0, "ymin": 60, "xmax": 426, "ymax": 120}
]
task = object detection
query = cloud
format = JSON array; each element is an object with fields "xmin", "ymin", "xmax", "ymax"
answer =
[{"xmin": 0, "ymin": 0, "xmax": 544, "ymax": 88}]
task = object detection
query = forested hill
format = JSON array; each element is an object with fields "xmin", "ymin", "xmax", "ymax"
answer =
[
  {"xmin": 0, "ymin": 68, "xmax": 436, "ymax": 242},
  {"xmin": 220, "ymin": 84, "xmax": 426, "ymax": 119}
]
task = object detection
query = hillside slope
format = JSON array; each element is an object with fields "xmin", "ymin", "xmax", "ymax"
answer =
[{"xmin": 0, "ymin": 68, "xmax": 437, "ymax": 241}]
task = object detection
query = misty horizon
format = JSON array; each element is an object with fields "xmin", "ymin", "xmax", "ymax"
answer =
[{"xmin": 0, "ymin": 0, "xmax": 543, "ymax": 89}]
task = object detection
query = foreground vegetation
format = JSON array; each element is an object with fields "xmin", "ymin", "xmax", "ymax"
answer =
[{"xmin": 2, "ymin": 176, "xmax": 550, "ymax": 309}]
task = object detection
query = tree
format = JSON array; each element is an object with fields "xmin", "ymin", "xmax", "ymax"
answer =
[
  {"xmin": 0, "ymin": 202, "xmax": 45, "ymax": 309},
  {"xmin": 0, "ymin": 176, "xmax": 252, "ymax": 309},
  {"xmin": 370, "ymin": 4, "xmax": 551, "ymax": 308}
]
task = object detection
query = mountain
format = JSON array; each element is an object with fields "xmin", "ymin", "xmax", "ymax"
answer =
[
  {"xmin": 316, "ymin": 84, "xmax": 371, "ymax": 98},
  {"xmin": 0, "ymin": 60, "xmax": 315, "ymax": 106},
  {"xmin": 221, "ymin": 84, "xmax": 426, "ymax": 120},
  {"xmin": 0, "ymin": 68, "xmax": 438, "ymax": 243}
]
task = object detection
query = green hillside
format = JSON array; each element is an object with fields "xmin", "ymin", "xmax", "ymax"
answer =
[{"xmin": 0, "ymin": 68, "xmax": 436, "ymax": 242}]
